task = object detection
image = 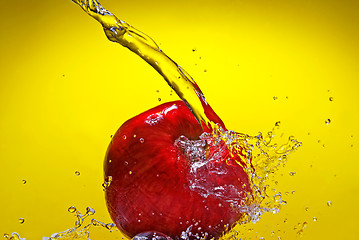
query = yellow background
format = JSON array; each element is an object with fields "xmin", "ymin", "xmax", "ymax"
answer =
[{"xmin": 1, "ymin": 0, "xmax": 358, "ymax": 239}]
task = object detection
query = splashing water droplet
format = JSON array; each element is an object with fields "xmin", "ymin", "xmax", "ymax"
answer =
[
  {"xmin": 303, "ymin": 222, "xmax": 308, "ymax": 228},
  {"xmin": 68, "ymin": 206, "xmax": 77, "ymax": 213},
  {"xmin": 329, "ymin": 97, "xmax": 334, "ymax": 101},
  {"xmin": 22, "ymin": 179, "xmax": 26, "ymax": 184},
  {"xmin": 102, "ymin": 176, "xmax": 112, "ymax": 190},
  {"xmin": 19, "ymin": 218, "xmax": 24, "ymax": 224},
  {"xmin": 106, "ymin": 223, "xmax": 116, "ymax": 230},
  {"xmin": 129, "ymin": 171, "xmax": 133, "ymax": 175},
  {"xmin": 75, "ymin": 171, "xmax": 80, "ymax": 176},
  {"xmin": 273, "ymin": 96, "xmax": 278, "ymax": 100},
  {"xmin": 158, "ymin": 98, "xmax": 161, "ymax": 101},
  {"xmin": 133, "ymin": 134, "xmax": 137, "ymax": 138},
  {"xmin": 289, "ymin": 172, "xmax": 296, "ymax": 176},
  {"xmin": 325, "ymin": 119, "xmax": 331, "ymax": 125},
  {"xmin": 327, "ymin": 201, "xmax": 332, "ymax": 207},
  {"xmin": 140, "ymin": 138, "xmax": 145, "ymax": 143},
  {"xmin": 275, "ymin": 121, "xmax": 281, "ymax": 127},
  {"xmin": 3, "ymin": 233, "xmax": 25, "ymax": 240},
  {"xmin": 122, "ymin": 135, "xmax": 127, "ymax": 140},
  {"xmin": 313, "ymin": 217, "xmax": 318, "ymax": 222},
  {"xmin": 86, "ymin": 207, "xmax": 95, "ymax": 215},
  {"xmin": 274, "ymin": 194, "xmax": 282, "ymax": 202},
  {"xmin": 305, "ymin": 207, "xmax": 309, "ymax": 211}
]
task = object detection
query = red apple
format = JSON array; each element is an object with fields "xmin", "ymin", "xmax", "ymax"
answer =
[{"xmin": 104, "ymin": 100, "xmax": 252, "ymax": 239}]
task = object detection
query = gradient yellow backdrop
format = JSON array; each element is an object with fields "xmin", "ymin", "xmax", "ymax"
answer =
[{"xmin": 1, "ymin": 0, "xmax": 358, "ymax": 239}]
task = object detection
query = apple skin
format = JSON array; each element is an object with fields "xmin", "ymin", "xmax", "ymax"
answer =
[{"xmin": 104, "ymin": 101, "xmax": 251, "ymax": 239}]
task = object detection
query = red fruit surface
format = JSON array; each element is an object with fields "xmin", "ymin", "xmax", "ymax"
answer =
[{"xmin": 104, "ymin": 101, "xmax": 251, "ymax": 239}]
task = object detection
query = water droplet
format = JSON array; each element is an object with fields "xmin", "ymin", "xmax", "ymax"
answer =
[
  {"xmin": 158, "ymin": 98, "xmax": 161, "ymax": 101},
  {"xmin": 133, "ymin": 134, "xmax": 137, "ymax": 138},
  {"xmin": 274, "ymin": 193, "xmax": 282, "ymax": 202},
  {"xmin": 297, "ymin": 229, "xmax": 304, "ymax": 237},
  {"xmin": 122, "ymin": 135, "xmax": 127, "ymax": 140},
  {"xmin": 110, "ymin": 135, "xmax": 113, "ymax": 138},
  {"xmin": 106, "ymin": 223, "xmax": 116, "ymax": 230},
  {"xmin": 327, "ymin": 201, "xmax": 332, "ymax": 207},
  {"xmin": 325, "ymin": 119, "xmax": 331, "ymax": 125},
  {"xmin": 156, "ymin": 90, "xmax": 159, "ymax": 93},
  {"xmin": 204, "ymin": 69, "xmax": 207, "ymax": 72},
  {"xmin": 305, "ymin": 207, "xmax": 309, "ymax": 211},
  {"xmin": 329, "ymin": 97, "xmax": 334, "ymax": 101},
  {"xmin": 140, "ymin": 138, "xmax": 144, "ymax": 143},
  {"xmin": 86, "ymin": 207, "xmax": 95, "ymax": 215},
  {"xmin": 124, "ymin": 161, "xmax": 128, "ymax": 165},
  {"xmin": 19, "ymin": 218, "xmax": 25, "ymax": 224},
  {"xmin": 129, "ymin": 171, "xmax": 133, "ymax": 175},
  {"xmin": 4, "ymin": 234, "xmax": 10, "ymax": 239},
  {"xmin": 102, "ymin": 176, "xmax": 112, "ymax": 189},
  {"xmin": 289, "ymin": 171, "xmax": 296, "ymax": 176},
  {"xmin": 22, "ymin": 179, "xmax": 26, "ymax": 184},
  {"xmin": 192, "ymin": 48, "xmax": 196, "ymax": 52},
  {"xmin": 68, "ymin": 206, "xmax": 77, "ymax": 213},
  {"xmin": 275, "ymin": 121, "xmax": 281, "ymax": 127},
  {"xmin": 273, "ymin": 96, "xmax": 278, "ymax": 100},
  {"xmin": 313, "ymin": 217, "xmax": 317, "ymax": 222},
  {"xmin": 75, "ymin": 171, "xmax": 80, "ymax": 176}
]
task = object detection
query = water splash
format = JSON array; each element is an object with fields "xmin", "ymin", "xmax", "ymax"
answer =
[
  {"xmin": 42, "ymin": 207, "xmax": 117, "ymax": 240},
  {"xmin": 176, "ymin": 123, "xmax": 301, "ymax": 226}
]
